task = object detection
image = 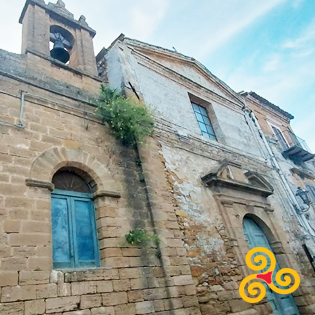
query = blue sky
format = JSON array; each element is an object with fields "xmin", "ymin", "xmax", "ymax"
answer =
[{"xmin": 1, "ymin": 0, "xmax": 314, "ymax": 151}]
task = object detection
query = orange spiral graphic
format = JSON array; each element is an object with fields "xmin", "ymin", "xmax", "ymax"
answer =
[{"xmin": 239, "ymin": 247, "xmax": 300, "ymax": 303}]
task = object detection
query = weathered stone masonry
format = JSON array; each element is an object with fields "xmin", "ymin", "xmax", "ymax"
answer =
[
  {"xmin": 1, "ymin": 1, "xmax": 315, "ymax": 315},
  {"xmin": 99, "ymin": 36, "xmax": 315, "ymax": 314}
]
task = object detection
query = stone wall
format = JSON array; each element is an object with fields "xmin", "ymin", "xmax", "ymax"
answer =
[
  {"xmin": 0, "ymin": 48, "xmax": 200, "ymax": 315},
  {"xmin": 101, "ymin": 38, "xmax": 315, "ymax": 314}
]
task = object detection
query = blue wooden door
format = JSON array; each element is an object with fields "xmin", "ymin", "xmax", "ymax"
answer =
[
  {"xmin": 243, "ymin": 218, "xmax": 300, "ymax": 315},
  {"xmin": 51, "ymin": 190, "xmax": 100, "ymax": 269}
]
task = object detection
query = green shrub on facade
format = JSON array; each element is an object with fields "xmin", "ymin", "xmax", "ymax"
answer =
[
  {"xmin": 96, "ymin": 85, "xmax": 154, "ymax": 147},
  {"xmin": 125, "ymin": 228, "xmax": 161, "ymax": 247}
]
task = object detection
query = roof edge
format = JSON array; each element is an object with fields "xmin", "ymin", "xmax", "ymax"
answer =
[{"xmin": 241, "ymin": 91, "xmax": 294, "ymax": 120}]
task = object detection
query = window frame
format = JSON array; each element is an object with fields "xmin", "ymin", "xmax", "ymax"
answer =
[
  {"xmin": 191, "ymin": 102, "xmax": 217, "ymax": 141},
  {"xmin": 267, "ymin": 121, "xmax": 289, "ymax": 150}
]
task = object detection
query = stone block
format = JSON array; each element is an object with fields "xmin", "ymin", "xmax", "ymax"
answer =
[
  {"xmin": 4, "ymin": 220, "xmax": 20, "ymax": 233},
  {"xmin": 96, "ymin": 281, "xmax": 113, "ymax": 293},
  {"xmin": 102, "ymin": 292, "xmax": 128, "ymax": 306},
  {"xmin": 112, "ymin": 279, "xmax": 130, "ymax": 292},
  {"xmin": 0, "ymin": 302, "xmax": 24, "ymax": 315},
  {"xmin": 1, "ymin": 285, "xmax": 36, "ymax": 302},
  {"xmin": 91, "ymin": 307, "xmax": 115, "ymax": 315},
  {"xmin": 72, "ymin": 281, "xmax": 97, "ymax": 295},
  {"xmin": 128, "ymin": 290, "xmax": 144, "ymax": 302},
  {"xmin": 173, "ymin": 275, "xmax": 194, "ymax": 286},
  {"xmin": 163, "ymin": 298, "xmax": 183, "ymax": 310},
  {"xmin": 80, "ymin": 294, "xmax": 102, "ymax": 309},
  {"xmin": 19, "ymin": 271, "xmax": 50, "ymax": 285},
  {"xmin": 0, "ymin": 271, "xmax": 19, "ymax": 286},
  {"xmin": 229, "ymin": 299, "xmax": 252, "ymax": 313},
  {"xmin": 25, "ymin": 299, "xmax": 45, "ymax": 315},
  {"xmin": 46, "ymin": 296, "xmax": 80, "ymax": 313},
  {"xmin": 119, "ymin": 268, "xmax": 140, "ymax": 279},
  {"xmin": 35, "ymin": 283, "xmax": 57, "ymax": 299},
  {"xmin": 114, "ymin": 303, "xmax": 136, "ymax": 315},
  {"xmin": 28, "ymin": 257, "xmax": 52, "ymax": 271},
  {"xmin": 135, "ymin": 301, "xmax": 155, "ymax": 314},
  {"xmin": 63, "ymin": 311, "xmax": 91, "ymax": 315},
  {"xmin": 104, "ymin": 257, "xmax": 129, "ymax": 268}
]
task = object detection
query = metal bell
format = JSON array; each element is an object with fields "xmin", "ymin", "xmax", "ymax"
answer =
[{"xmin": 50, "ymin": 40, "xmax": 70, "ymax": 63}]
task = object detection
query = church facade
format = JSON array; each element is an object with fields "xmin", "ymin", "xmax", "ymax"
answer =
[{"xmin": 0, "ymin": 1, "xmax": 315, "ymax": 314}]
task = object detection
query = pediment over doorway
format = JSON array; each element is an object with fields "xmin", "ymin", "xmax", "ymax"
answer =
[{"xmin": 201, "ymin": 160, "xmax": 273, "ymax": 197}]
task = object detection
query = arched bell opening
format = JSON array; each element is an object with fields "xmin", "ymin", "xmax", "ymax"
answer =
[{"xmin": 49, "ymin": 25, "xmax": 74, "ymax": 64}]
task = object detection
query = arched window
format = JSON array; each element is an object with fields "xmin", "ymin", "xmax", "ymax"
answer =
[{"xmin": 51, "ymin": 169, "xmax": 100, "ymax": 269}]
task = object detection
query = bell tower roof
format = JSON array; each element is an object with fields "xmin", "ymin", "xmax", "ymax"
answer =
[{"xmin": 19, "ymin": 0, "xmax": 96, "ymax": 37}]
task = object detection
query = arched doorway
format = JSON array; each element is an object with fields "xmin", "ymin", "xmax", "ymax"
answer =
[
  {"xmin": 243, "ymin": 217, "xmax": 300, "ymax": 315},
  {"xmin": 51, "ymin": 169, "xmax": 100, "ymax": 269}
]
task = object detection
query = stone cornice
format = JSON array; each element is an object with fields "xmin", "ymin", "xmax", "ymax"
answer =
[
  {"xmin": 202, "ymin": 176, "xmax": 273, "ymax": 198},
  {"xmin": 127, "ymin": 47, "xmax": 245, "ymax": 114},
  {"xmin": 19, "ymin": 0, "xmax": 96, "ymax": 36},
  {"xmin": 26, "ymin": 179, "xmax": 55, "ymax": 191},
  {"xmin": 290, "ymin": 167, "xmax": 315, "ymax": 180},
  {"xmin": 92, "ymin": 190, "xmax": 121, "ymax": 200},
  {"xmin": 154, "ymin": 119, "xmax": 271, "ymax": 172},
  {"xmin": 123, "ymin": 38, "xmax": 245, "ymax": 105},
  {"xmin": 245, "ymin": 94, "xmax": 292, "ymax": 124}
]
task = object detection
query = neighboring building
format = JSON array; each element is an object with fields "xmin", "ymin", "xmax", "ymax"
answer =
[
  {"xmin": 0, "ymin": 1, "xmax": 315, "ymax": 315},
  {"xmin": 242, "ymin": 91, "xmax": 315, "ymax": 272},
  {"xmin": 98, "ymin": 36, "xmax": 315, "ymax": 314}
]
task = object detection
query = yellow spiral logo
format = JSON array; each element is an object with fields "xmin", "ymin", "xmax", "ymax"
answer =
[{"xmin": 239, "ymin": 247, "xmax": 300, "ymax": 303}]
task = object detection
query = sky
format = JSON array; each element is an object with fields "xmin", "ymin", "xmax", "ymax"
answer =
[{"xmin": 1, "ymin": 0, "xmax": 314, "ymax": 151}]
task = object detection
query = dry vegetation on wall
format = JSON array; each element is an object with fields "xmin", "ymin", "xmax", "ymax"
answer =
[{"xmin": 95, "ymin": 85, "xmax": 154, "ymax": 147}]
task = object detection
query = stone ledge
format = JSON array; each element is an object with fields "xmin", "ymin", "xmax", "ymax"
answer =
[
  {"xmin": 92, "ymin": 190, "xmax": 121, "ymax": 199},
  {"xmin": 25, "ymin": 179, "xmax": 55, "ymax": 191}
]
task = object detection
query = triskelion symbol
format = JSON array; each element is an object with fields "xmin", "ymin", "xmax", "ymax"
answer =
[{"xmin": 239, "ymin": 247, "xmax": 300, "ymax": 303}]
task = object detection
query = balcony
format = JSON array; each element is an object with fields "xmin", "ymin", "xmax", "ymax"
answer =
[{"xmin": 281, "ymin": 130, "xmax": 314, "ymax": 163}]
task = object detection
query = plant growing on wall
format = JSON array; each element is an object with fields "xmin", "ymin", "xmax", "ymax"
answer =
[
  {"xmin": 95, "ymin": 85, "xmax": 154, "ymax": 147},
  {"xmin": 125, "ymin": 228, "xmax": 161, "ymax": 247}
]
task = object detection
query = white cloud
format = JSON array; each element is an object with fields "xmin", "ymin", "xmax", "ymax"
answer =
[
  {"xmin": 283, "ymin": 19, "xmax": 315, "ymax": 50},
  {"xmin": 129, "ymin": 0, "xmax": 169, "ymax": 40},
  {"xmin": 194, "ymin": 0, "xmax": 288, "ymax": 59},
  {"xmin": 263, "ymin": 54, "xmax": 281, "ymax": 72}
]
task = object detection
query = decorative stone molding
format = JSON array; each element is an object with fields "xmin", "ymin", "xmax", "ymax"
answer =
[
  {"xmin": 264, "ymin": 207, "xmax": 274, "ymax": 213},
  {"xmin": 202, "ymin": 160, "xmax": 274, "ymax": 197},
  {"xmin": 92, "ymin": 190, "xmax": 121, "ymax": 200},
  {"xmin": 29, "ymin": 147, "xmax": 119, "ymax": 192},
  {"xmin": 290, "ymin": 167, "xmax": 315, "ymax": 180},
  {"xmin": 25, "ymin": 179, "xmax": 55, "ymax": 191}
]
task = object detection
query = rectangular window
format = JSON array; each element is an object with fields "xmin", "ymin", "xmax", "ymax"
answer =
[
  {"xmin": 271, "ymin": 126, "xmax": 288, "ymax": 150},
  {"xmin": 192, "ymin": 102, "xmax": 217, "ymax": 141}
]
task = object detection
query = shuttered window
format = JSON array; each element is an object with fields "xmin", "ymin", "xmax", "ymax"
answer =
[
  {"xmin": 51, "ymin": 171, "xmax": 100, "ymax": 269},
  {"xmin": 271, "ymin": 126, "xmax": 288, "ymax": 150}
]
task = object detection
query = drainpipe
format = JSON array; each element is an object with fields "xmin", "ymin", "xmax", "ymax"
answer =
[
  {"xmin": 244, "ymin": 108, "xmax": 315, "ymax": 238},
  {"xmin": 17, "ymin": 91, "xmax": 28, "ymax": 129},
  {"xmin": 0, "ymin": 91, "xmax": 27, "ymax": 129}
]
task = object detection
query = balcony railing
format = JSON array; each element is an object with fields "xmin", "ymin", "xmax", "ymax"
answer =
[{"xmin": 281, "ymin": 130, "xmax": 314, "ymax": 163}]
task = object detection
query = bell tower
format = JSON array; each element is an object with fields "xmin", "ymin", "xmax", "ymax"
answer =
[{"xmin": 19, "ymin": 0, "xmax": 97, "ymax": 76}]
